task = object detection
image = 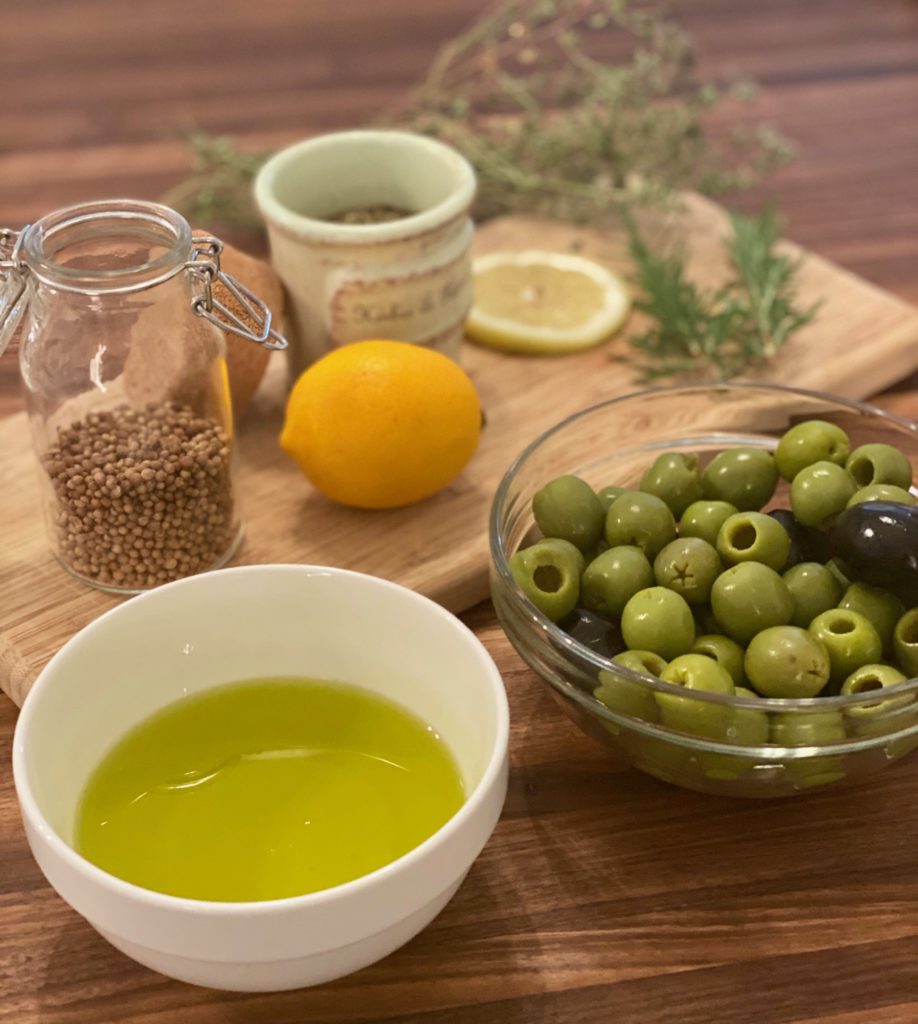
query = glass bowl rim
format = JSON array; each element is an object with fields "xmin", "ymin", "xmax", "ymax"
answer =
[{"xmin": 490, "ymin": 381, "xmax": 918, "ymax": 714}]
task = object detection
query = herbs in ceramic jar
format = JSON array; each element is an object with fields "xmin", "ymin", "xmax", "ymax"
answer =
[{"xmin": 325, "ymin": 204, "xmax": 413, "ymax": 225}]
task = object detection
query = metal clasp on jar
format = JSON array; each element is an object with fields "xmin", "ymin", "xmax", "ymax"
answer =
[
  {"xmin": 0, "ymin": 227, "xmax": 28, "ymax": 356},
  {"xmin": 186, "ymin": 234, "xmax": 287, "ymax": 351},
  {"xmin": 0, "ymin": 224, "xmax": 288, "ymax": 357}
]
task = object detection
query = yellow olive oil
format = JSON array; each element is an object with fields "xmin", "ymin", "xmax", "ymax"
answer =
[{"xmin": 75, "ymin": 678, "xmax": 465, "ymax": 902}]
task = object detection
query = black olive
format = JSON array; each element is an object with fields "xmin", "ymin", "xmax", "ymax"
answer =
[
  {"xmin": 768, "ymin": 508, "xmax": 830, "ymax": 569},
  {"xmin": 828, "ymin": 501, "xmax": 918, "ymax": 599},
  {"xmin": 557, "ymin": 607, "xmax": 625, "ymax": 659}
]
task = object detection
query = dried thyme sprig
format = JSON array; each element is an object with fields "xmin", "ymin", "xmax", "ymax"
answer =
[
  {"xmin": 160, "ymin": 132, "xmax": 273, "ymax": 231},
  {"xmin": 625, "ymin": 207, "xmax": 819, "ymax": 381},
  {"xmin": 165, "ymin": 0, "xmax": 793, "ymax": 231},
  {"xmin": 393, "ymin": 0, "xmax": 794, "ymax": 222}
]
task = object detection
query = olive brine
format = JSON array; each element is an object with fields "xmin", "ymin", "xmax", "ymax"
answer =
[{"xmin": 510, "ymin": 420, "xmax": 918, "ymax": 718}]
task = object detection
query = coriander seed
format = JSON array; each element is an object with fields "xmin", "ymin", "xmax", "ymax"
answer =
[{"xmin": 43, "ymin": 402, "xmax": 237, "ymax": 591}]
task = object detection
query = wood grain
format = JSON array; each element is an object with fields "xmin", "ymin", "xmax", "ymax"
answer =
[
  {"xmin": 2, "ymin": 611, "xmax": 918, "ymax": 1024},
  {"xmin": 3, "ymin": 1, "xmax": 918, "ymax": 1022},
  {"xmin": 5, "ymin": 194, "xmax": 918, "ymax": 706}
]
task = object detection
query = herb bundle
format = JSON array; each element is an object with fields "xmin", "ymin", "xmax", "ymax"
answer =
[
  {"xmin": 161, "ymin": 0, "xmax": 815, "ymax": 381},
  {"xmin": 393, "ymin": 0, "xmax": 792, "ymax": 222},
  {"xmin": 625, "ymin": 208, "xmax": 819, "ymax": 381},
  {"xmin": 165, "ymin": 0, "xmax": 792, "ymax": 230},
  {"xmin": 162, "ymin": 133, "xmax": 273, "ymax": 232}
]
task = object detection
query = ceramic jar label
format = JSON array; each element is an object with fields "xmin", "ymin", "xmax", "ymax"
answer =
[{"xmin": 327, "ymin": 253, "xmax": 472, "ymax": 349}]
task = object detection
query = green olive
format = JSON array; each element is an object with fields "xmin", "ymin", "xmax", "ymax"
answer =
[
  {"xmin": 893, "ymin": 608, "xmax": 918, "ymax": 677},
  {"xmin": 604, "ymin": 491, "xmax": 676, "ymax": 559},
  {"xmin": 733, "ymin": 687, "xmax": 769, "ymax": 730},
  {"xmin": 808, "ymin": 608, "xmax": 883, "ymax": 684},
  {"xmin": 656, "ymin": 653, "xmax": 735, "ymax": 738},
  {"xmin": 840, "ymin": 663, "xmax": 910, "ymax": 721},
  {"xmin": 594, "ymin": 656, "xmax": 663, "ymax": 736},
  {"xmin": 581, "ymin": 545, "xmax": 654, "ymax": 617},
  {"xmin": 790, "ymin": 460, "xmax": 857, "ymax": 529},
  {"xmin": 844, "ymin": 664, "xmax": 916, "ymax": 742},
  {"xmin": 744, "ymin": 625, "xmax": 831, "ymax": 698},
  {"xmin": 846, "ymin": 443, "xmax": 913, "ymax": 490},
  {"xmin": 691, "ymin": 633, "xmax": 746, "ymax": 687},
  {"xmin": 710, "ymin": 562, "xmax": 795, "ymax": 644},
  {"xmin": 846, "ymin": 484, "xmax": 916, "ymax": 509},
  {"xmin": 639, "ymin": 451, "xmax": 704, "ymax": 518},
  {"xmin": 612, "ymin": 649, "xmax": 668, "ymax": 678},
  {"xmin": 771, "ymin": 710, "xmax": 847, "ymax": 788},
  {"xmin": 772, "ymin": 710, "xmax": 846, "ymax": 747},
  {"xmin": 652, "ymin": 537, "xmax": 722, "ymax": 606},
  {"xmin": 716, "ymin": 511, "xmax": 791, "ymax": 572},
  {"xmin": 775, "ymin": 419, "xmax": 850, "ymax": 481},
  {"xmin": 679, "ymin": 499, "xmax": 739, "ymax": 547},
  {"xmin": 783, "ymin": 562, "xmax": 842, "ymax": 628},
  {"xmin": 734, "ymin": 686, "xmax": 765, "ymax": 704},
  {"xmin": 533, "ymin": 474, "xmax": 606, "ymax": 551},
  {"xmin": 621, "ymin": 586, "xmax": 695, "ymax": 661},
  {"xmin": 698, "ymin": 686, "xmax": 769, "ymax": 781},
  {"xmin": 596, "ymin": 485, "xmax": 627, "ymax": 512},
  {"xmin": 594, "ymin": 664, "xmax": 660, "ymax": 724},
  {"xmin": 827, "ymin": 559, "xmax": 852, "ymax": 592},
  {"xmin": 622, "ymin": 731, "xmax": 692, "ymax": 784},
  {"xmin": 838, "ymin": 583, "xmax": 905, "ymax": 652},
  {"xmin": 702, "ymin": 448, "xmax": 778, "ymax": 511},
  {"xmin": 509, "ymin": 538, "xmax": 584, "ymax": 621}
]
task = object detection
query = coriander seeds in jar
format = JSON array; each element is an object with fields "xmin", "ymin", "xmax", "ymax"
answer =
[{"xmin": 0, "ymin": 200, "xmax": 286, "ymax": 593}]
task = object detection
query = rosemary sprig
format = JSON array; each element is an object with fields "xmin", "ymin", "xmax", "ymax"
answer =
[{"xmin": 625, "ymin": 208, "xmax": 819, "ymax": 381}]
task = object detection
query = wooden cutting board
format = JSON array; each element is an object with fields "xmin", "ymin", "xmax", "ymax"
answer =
[{"xmin": 4, "ymin": 192, "xmax": 918, "ymax": 707}]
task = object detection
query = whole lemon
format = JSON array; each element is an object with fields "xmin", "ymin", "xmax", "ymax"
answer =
[{"xmin": 280, "ymin": 340, "xmax": 482, "ymax": 509}]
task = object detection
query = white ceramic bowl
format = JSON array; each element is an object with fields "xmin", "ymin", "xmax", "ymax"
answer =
[{"xmin": 13, "ymin": 565, "xmax": 509, "ymax": 991}]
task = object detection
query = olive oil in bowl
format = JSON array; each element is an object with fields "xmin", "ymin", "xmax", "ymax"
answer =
[{"xmin": 75, "ymin": 678, "xmax": 465, "ymax": 902}]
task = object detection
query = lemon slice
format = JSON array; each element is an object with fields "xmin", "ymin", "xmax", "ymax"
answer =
[{"xmin": 466, "ymin": 250, "xmax": 631, "ymax": 355}]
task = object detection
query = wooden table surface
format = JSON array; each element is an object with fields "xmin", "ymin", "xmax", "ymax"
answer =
[{"xmin": 3, "ymin": 2, "xmax": 918, "ymax": 1021}]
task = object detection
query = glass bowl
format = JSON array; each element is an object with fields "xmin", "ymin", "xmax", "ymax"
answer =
[{"xmin": 490, "ymin": 384, "xmax": 918, "ymax": 797}]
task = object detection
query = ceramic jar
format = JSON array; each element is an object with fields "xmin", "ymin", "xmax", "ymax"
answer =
[{"xmin": 254, "ymin": 130, "xmax": 476, "ymax": 375}]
